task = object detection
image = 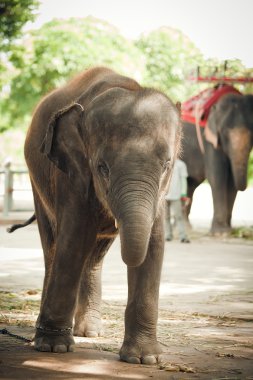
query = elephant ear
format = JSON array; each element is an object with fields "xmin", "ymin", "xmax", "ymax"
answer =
[
  {"xmin": 40, "ymin": 103, "xmax": 91, "ymax": 197},
  {"xmin": 204, "ymin": 105, "xmax": 220, "ymax": 149}
]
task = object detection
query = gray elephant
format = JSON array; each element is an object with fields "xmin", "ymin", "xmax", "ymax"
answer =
[
  {"xmin": 23, "ymin": 67, "xmax": 181, "ymax": 364},
  {"xmin": 181, "ymin": 92, "xmax": 253, "ymax": 234}
]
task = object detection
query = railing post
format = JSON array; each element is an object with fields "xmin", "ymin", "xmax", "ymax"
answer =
[{"xmin": 3, "ymin": 160, "xmax": 13, "ymax": 217}]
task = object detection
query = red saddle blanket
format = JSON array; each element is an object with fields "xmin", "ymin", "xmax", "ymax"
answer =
[{"xmin": 181, "ymin": 84, "xmax": 241, "ymax": 127}]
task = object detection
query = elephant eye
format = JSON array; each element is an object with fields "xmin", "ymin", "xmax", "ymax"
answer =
[{"xmin": 97, "ymin": 161, "xmax": 109, "ymax": 178}]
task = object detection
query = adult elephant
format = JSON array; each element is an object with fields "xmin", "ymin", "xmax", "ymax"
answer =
[
  {"xmin": 181, "ymin": 92, "xmax": 253, "ymax": 234},
  {"xmin": 24, "ymin": 67, "xmax": 181, "ymax": 364}
]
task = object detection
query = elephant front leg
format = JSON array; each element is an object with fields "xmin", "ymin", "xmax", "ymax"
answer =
[
  {"xmin": 205, "ymin": 146, "xmax": 231, "ymax": 234},
  {"xmin": 211, "ymin": 191, "xmax": 230, "ymax": 234},
  {"xmin": 210, "ymin": 178, "xmax": 234, "ymax": 235},
  {"xmin": 120, "ymin": 216, "xmax": 164, "ymax": 364},
  {"xmin": 74, "ymin": 238, "xmax": 114, "ymax": 337},
  {"xmin": 74, "ymin": 261, "xmax": 103, "ymax": 337},
  {"xmin": 34, "ymin": 220, "xmax": 96, "ymax": 353}
]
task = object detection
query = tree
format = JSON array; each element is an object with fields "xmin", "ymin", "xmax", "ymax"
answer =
[
  {"xmin": 0, "ymin": 0, "xmax": 39, "ymax": 50},
  {"xmin": 0, "ymin": 0, "xmax": 40, "ymax": 117},
  {"xmin": 135, "ymin": 27, "xmax": 204, "ymax": 102},
  {"xmin": 136, "ymin": 28, "xmax": 253, "ymax": 102},
  {"xmin": 0, "ymin": 16, "xmax": 145, "ymax": 132}
]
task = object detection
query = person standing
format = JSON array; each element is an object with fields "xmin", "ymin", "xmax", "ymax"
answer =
[{"xmin": 165, "ymin": 158, "xmax": 190, "ymax": 243}]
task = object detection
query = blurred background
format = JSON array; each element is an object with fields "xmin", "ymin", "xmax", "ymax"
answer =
[{"xmin": 0, "ymin": 0, "xmax": 252, "ymax": 232}]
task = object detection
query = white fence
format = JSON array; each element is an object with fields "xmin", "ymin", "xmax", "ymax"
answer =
[{"xmin": 0, "ymin": 162, "xmax": 33, "ymax": 217}]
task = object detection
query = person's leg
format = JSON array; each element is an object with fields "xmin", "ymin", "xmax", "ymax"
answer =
[
  {"xmin": 164, "ymin": 200, "xmax": 173, "ymax": 240},
  {"xmin": 173, "ymin": 200, "xmax": 190, "ymax": 242}
]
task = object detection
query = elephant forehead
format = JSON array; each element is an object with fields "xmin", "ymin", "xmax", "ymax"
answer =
[
  {"xmin": 120, "ymin": 133, "xmax": 172, "ymax": 155},
  {"xmin": 135, "ymin": 92, "xmax": 168, "ymax": 111},
  {"xmin": 89, "ymin": 128, "xmax": 173, "ymax": 167},
  {"xmin": 86, "ymin": 89, "xmax": 179, "ymax": 133},
  {"xmin": 134, "ymin": 93, "xmax": 179, "ymax": 125},
  {"xmin": 86, "ymin": 89, "xmax": 179, "ymax": 155},
  {"xmin": 99, "ymin": 132, "xmax": 172, "ymax": 158},
  {"xmin": 89, "ymin": 113, "xmax": 176, "ymax": 144}
]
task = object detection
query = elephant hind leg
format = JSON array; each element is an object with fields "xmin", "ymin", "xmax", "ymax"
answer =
[{"xmin": 73, "ymin": 238, "xmax": 114, "ymax": 337}]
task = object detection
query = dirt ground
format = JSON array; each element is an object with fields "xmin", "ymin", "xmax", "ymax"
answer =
[{"xmin": 0, "ymin": 218, "xmax": 253, "ymax": 379}]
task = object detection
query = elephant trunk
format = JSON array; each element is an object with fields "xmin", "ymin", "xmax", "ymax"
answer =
[
  {"xmin": 110, "ymin": 172, "xmax": 159, "ymax": 267},
  {"xmin": 232, "ymin": 164, "xmax": 248, "ymax": 191},
  {"xmin": 229, "ymin": 127, "xmax": 252, "ymax": 191},
  {"xmin": 119, "ymin": 212, "xmax": 153, "ymax": 267}
]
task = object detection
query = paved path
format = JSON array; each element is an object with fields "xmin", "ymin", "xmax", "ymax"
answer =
[
  {"xmin": 0, "ymin": 225, "xmax": 253, "ymax": 318},
  {"xmin": 0, "ymin": 222, "xmax": 253, "ymax": 378}
]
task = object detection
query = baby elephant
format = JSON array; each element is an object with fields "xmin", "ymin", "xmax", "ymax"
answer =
[{"xmin": 24, "ymin": 67, "xmax": 181, "ymax": 364}]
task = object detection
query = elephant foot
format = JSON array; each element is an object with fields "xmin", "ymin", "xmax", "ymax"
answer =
[
  {"xmin": 74, "ymin": 313, "xmax": 103, "ymax": 337},
  {"xmin": 211, "ymin": 231, "xmax": 230, "ymax": 238},
  {"xmin": 34, "ymin": 326, "xmax": 75, "ymax": 353},
  {"xmin": 211, "ymin": 223, "xmax": 232, "ymax": 237},
  {"xmin": 119, "ymin": 338, "xmax": 163, "ymax": 365}
]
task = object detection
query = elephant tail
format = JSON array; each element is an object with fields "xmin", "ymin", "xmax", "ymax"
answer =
[{"xmin": 7, "ymin": 214, "xmax": 36, "ymax": 233}]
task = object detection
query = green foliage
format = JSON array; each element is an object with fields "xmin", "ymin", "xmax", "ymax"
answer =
[
  {"xmin": 1, "ymin": 15, "xmax": 252, "ymax": 185},
  {"xmin": 248, "ymin": 150, "xmax": 253, "ymax": 185},
  {"xmin": 0, "ymin": 0, "xmax": 39, "ymax": 49},
  {"xmin": 0, "ymin": 17, "xmax": 145, "ymax": 133},
  {"xmin": 0, "ymin": 0, "xmax": 39, "ymax": 124},
  {"xmin": 231, "ymin": 226, "xmax": 253, "ymax": 240},
  {"xmin": 135, "ymin": 27, "xmax": 204, "ymax": 101}
]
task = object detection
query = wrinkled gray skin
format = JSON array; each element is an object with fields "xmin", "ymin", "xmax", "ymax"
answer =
[
  {"xmin": 24, "ymin": 67, "xmax": 181, "ymax": 364},
  {"xmin": 181, "ymin": 93, "xmax": 253, "ymax": 234}
]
